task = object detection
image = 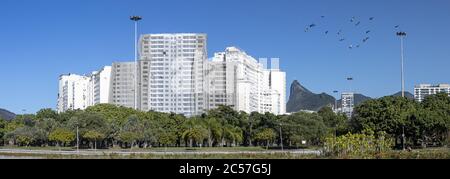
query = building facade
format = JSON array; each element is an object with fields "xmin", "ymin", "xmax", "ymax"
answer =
[
  {"xmin": 414, "ymin": 84, "xmax": 450, "ymax": 102},
  {"xmin": 57, "ymin": 74, "xmax": 90, "ymax": 113},
  {"xmin": 89, "ymin": 66, "xmax": 112, "ymax": 105},
  {"xmin": 341, "ymin": 92, "xmax": 355, "ymax": 118},
  {"xmin": 58, "ymin": 34, "xmax": 287, "ymax": 116},
  {"xmin": 58, "ymin": 67, "xmax": 113, "ymax": 113},
  {"xmin": 207, "ymin": 47, "xmax": 286, "ymax": 115},
  {"xmin": 268, "ymin": 68, "xmax": 287, "ymax": 114},
  {"xmin": 110, "ymin": 62, "xmax": 136, "ymax": 109},
  {"xmin": 138, "ymin": 33, "xmax": 207, "ymax": 116}
]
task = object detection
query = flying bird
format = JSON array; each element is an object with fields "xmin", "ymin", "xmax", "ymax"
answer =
[
  {"xmin": 356, "ymin": 44, "xmax": 360, "ymax": 48},
  {"xmin": 349, "ymin": 45, "xmax": 353, "ymax": 49},
  {"xmin": 309, "ymin": 24, "xmax": 316, "ymax": 28},
  {"xmin": 339, "ymin": 38, "xmax": 345, "ymax": 42},
  {"xmin": 350, "ymin": 16, "xmax": 356, "ymax": 23},
  {"xmin": 366, "ymin": 30, "xmax": 371, "ymax": 34},
  {"xmin": 321, "ymin": 16, "xmax": 325, "ymax": 18},
  {"xmin": 394, "ymin": 25, "xmax": 400, "ymax": 29},
  {"xmin": 355, "ymin": 21, "xmax": 361, "ymax": 26},
  {"xmin": 325, "ymin": 31, "xmax": 329, "ymax": 34},
  {"xmin": 362, "ymin": 37, "xmax": 370, "ymax": 43},
  {"xmin": 369, "ymin": 17, "xmax": 375, "ymax": 20}
]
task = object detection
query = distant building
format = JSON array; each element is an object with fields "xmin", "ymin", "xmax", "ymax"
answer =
[
  {"xmin": 269, "ymin": 67, "xmax": 287, "ymax": 115},
  {"xmin": 57, "ymin": 74, "xmax": 90, "ymax": 113},
  {"xmin": 414, "ymin": 84, "xmax": 450, "ymax": 102},
  {"xmin": 58, "ymin": 66, "xmax": 112, "ymax": 113},
  {"xmin": 341, "ymin": 92, "xmax": 354, "ymax": 118},
  {"xmin": 58, "ymin": 33, "xmax": 287, "ymax": 116},
  {"xmin": 88, "ymin": 66, "xmax": 112, "ymax": 106},
  {"xmin": 207, "ymin": 47, "xmax": 286, "ymax": 115}
]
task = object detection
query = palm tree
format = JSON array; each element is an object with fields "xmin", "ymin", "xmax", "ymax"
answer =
[
  {"xmin": 202, "ymin": 117, "xmax": 221, "ymax": 147},
  {"xmin": 221, "ymin": 124, "xmax": 243, "ymax": 147},
  {"xmin": 182, "ymin": 126, "xmax": 208, "ymax": 147},
  {"xmin": 182, "ymin": 118, "xmax": 208, "ymax": 147}
]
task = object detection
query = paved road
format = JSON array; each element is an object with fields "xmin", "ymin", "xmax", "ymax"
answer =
[{"xmin": 0, "ymin": 148, "xmax": 321, "ymax": 157}]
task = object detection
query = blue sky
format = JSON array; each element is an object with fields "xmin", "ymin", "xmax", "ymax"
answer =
[{"xmin": 1, "ymin": 0, "xmax": 449, "ymax": 114}]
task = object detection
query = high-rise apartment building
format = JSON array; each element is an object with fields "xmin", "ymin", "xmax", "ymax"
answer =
[
  {"xmin": 89, "ymin": 66, "xmax": 112, "ymax": 105},
  {"xmin": 268, "ymin": 62, "xmax": 287, "ymax": 114},
  {"xmin": 341, "ymin": 92, "xmax": 355, "ymax": 118},
  {"xmin": 207, "ymin": 47, "xmax": 286, "ymax": 115},
  {"xmin": 58, "ymin": 34, "xmax": 287, "ymax": 116},
  {"xmin": 414, "ymin": 84, "xmax": 450, "ymax": 102},
  {"xmin": 58, "ymin": 66, "xmax": 112, "ymax": 113},
  {"xmin": 110, "ymin": 62, "xmax": 136, "ymax": 109},
  {"xmin": 138, "ymin": 33, "xmax": 207, "ymax": 116},
  {"xmin": 57, "ymin": 74, "xmax": 90, "ymax": 113}
]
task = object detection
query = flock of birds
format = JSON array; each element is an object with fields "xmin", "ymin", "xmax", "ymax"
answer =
[{"xmin": 304, "ymin": 16, "xmax": 401, "ymax": 50}]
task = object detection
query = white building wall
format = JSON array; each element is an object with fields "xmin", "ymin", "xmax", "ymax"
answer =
[
  {"xmin": 139, "ymin": 33, "xmax": 207, "ymax": 116},
  {"xmin": 270, "ymin": 70, "xmax": 287, "ymax": 114},
  {"xmin": 96, "ymin": 66, "xmax": 112, "ymax": 104},
  {"xmin": 341, "ymin": 92, "xmax": 355, "ymax": 118},
  {"xmin": 57, "ymin": 74, "xmax": 90, "ymax": 113},
  {"xmin": 414, "ymin": 84, "xmax": 450, "ymax": 102},
  {"xmin": 110, "ymin": 62, "xmax": 136, "ymax": 109},
  {"xmin": 207, "ymin": 47, "xmax": 286, "ymax": 115}
]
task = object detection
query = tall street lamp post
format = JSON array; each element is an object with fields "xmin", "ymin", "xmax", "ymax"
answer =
[
  {"xmin": 397, "ymin": 31, "xmax": 407, "ymax": 98},
  {"xmin": 130, "ymin": 16, "xmax": 142, "ymax": 110}
]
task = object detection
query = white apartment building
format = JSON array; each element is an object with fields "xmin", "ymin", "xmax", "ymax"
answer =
[
  {"xmin": 341, "ymin": 92, "xmax": 355, "ymax": 118},
  {"xmin": 58, "ymin": 66, "xmax": 112, "ymax": 113},
  {"xmin": 57, "ymin": 74, "xmax": 90, "ymax": 113},
  {"xmin": 414, "ymin": 84, "xmax": 450, "ymax": 102},
  {"xmin": 268, "ymin": 62, "xmax": 287, "ymax": 114},
  {"xmin": 110, "ymin": 62, "xmax": 136, "ymax": 109},
  {"xmin": 139, "ymin": 33, "xmax": 207, "ymax": 116},
  {"xmin": 89, "ymin": 66, "xmax": 112, "ymax": 105},
  {"xmin": 207, "ymin": 47, "xmax": 286, "ymax": 115},
  {"xmin": 58, "ymin": 34, "xmax": 287, "ymax": 116}
]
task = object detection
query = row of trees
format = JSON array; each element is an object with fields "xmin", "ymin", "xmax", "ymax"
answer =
[
  {"xmin": 0, "ymin": 105, "xmax": 338, "ymax": 149},
  {"xmin": 350, "ymin": 93, "xmax": 450, "ymax": 148},
  {"xmin": 1, "ymin": 93, "xmax": 449, "ymax": 150}
]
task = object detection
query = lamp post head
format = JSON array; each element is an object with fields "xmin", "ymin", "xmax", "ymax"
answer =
[
  {"xmin": 396, "ymin": 32, "xmax": 407, "ymax": 37},
  {"xmin": 130, "ymin": 16, "xmax": 142, "ymax": 21}
]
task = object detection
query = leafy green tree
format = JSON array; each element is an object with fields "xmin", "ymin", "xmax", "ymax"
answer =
[
  {"xmin": 83, "ymin": 130, "xmax": 105, "ymax": 150},
  {"xmin": 351, "ymin": 96, "xmax": 418, "ymax": 148},
  {"xmin": 157, "ymin": 128, "xmax": 177, "ymax": 148},
  {"xmin": 254, "ymin": 128, "xmax": 276, "ymax": 149},
  {"xmin": 280, "ymin": 112, "xmax": 329, "ymax": 146},
  {"xmin": 36, "ymin": 108, "xmax": 58, "ymax": 120},
  {"xmin": 416, "ymin": 93, "xmax": 450, "ymax": 146},
  {"xmin": 118, "ymin": 132, "xmax": 140, "ymax": 148},
  {"xmin": 318, "ymin": 106, "xmax": 348, "ymax": 136},
  {"xmin": 201, "ymin": 117, "xmax": 222, "ymax": 147},
  {"xmin": 66, "ymin": 111, "xmax": 110, "ymax": 149},
  {"xmin": 141, "ymin": 119, "xmax": 159, "ymax": 148},
  {"xmin": 33, "ymin": 118, "xmax": 59, "ymax": 146},
  {"xmin": 182, "ymin": 125, "xmax": 208, "ymax": 147},
  {"xmin": 0, "ymin": 119, "xmax": 6, "ymax": 145},
  {"xmin": 6, "ymin": 126, "xmax": 38, "ymax": 147},
  {"xmin": 208, "ymin": 105, "xmax": 241, "ymax": 127},
  {"xmin": 48, "ymin": 128, "xmax": 75, "ymax": 148},
  {"xmin": 118, "ymin": 115, "xmax": 144, "ymax": 149}
]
